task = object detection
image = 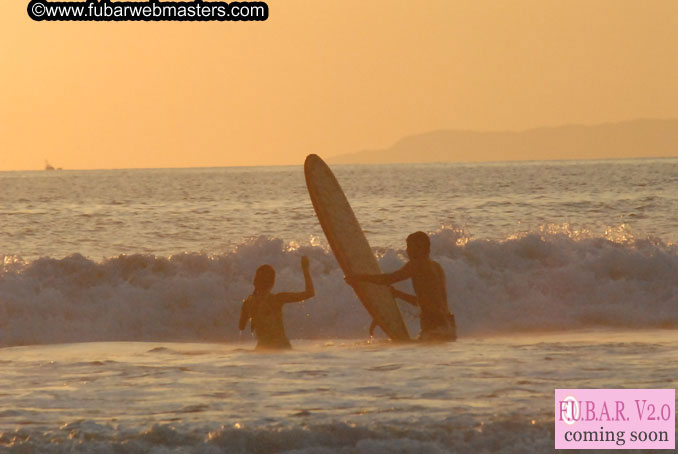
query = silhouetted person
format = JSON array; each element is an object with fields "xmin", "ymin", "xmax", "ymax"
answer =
[
  {"xmin": 239, "ymin": 256, "xmax": 315, "ymax": 350},
  {"xmin": 347, "ymin": 231, "xmax": 456, "ymax": 342}
]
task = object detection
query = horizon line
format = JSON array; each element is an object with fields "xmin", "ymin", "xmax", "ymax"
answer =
[{"xmin": 2, "ymin": 155, "xmax": 678, "ymax": 173}]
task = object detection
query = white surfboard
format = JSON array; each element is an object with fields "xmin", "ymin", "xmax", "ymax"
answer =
[{"xmin": 304, "ymin": 154, "xmax": 410, "ymax": 341}]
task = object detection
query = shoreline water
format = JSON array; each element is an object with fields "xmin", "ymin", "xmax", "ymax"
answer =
[{"xmin": 1, "ymin": 329, "xmax": 676, "ymax": 453}]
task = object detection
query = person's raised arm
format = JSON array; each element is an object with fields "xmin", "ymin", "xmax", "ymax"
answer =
[{"xmin": 276, "ymin": 256, "xmax": 315, "ymax": 304}]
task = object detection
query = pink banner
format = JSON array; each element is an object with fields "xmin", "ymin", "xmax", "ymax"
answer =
[{"xmin": 555, "ymin": 389, "xmax": 675, "ymax": 449}]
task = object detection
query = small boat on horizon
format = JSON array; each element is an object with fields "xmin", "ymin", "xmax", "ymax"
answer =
[{"xmin": 44, "ymin": 160, "xmax": 63, "ymax": 171}]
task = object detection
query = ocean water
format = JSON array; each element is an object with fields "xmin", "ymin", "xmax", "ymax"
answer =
[
  {"xmin": 1, "ymin": 158, "xmax": 677, "ymax": 452},
  {"xmin": 0, "ymin": 331, "xmax": 676, "ymax": 453}
]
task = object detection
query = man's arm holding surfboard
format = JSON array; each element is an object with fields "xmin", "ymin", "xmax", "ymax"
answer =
[
  {"xmin": 389, "ymin": 287, "xmax": 418, "ymax": 306},
  {"xmin": 345, "ymin": 262, "xmax": 412, "ymax": 286},
  {"xmin": 346, "ymin": 263, "xmax": 419, "ymax": 303},
  {"xmin": 354, "ymin": 263, "xmax": 417, "ymax": 337}
]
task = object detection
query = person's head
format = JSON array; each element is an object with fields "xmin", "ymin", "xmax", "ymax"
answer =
[
  {"xmin": 406, "ymin": 231, "xmax": 430, "ymax": 259},
  {"xmin": 253, "ymin": 264, "xmax": 275, "ymax": 292}
]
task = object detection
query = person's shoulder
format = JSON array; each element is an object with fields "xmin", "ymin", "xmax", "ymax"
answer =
[{"xmin": 242, "ymin": 294, "xmax": 255, "ymax": 308}]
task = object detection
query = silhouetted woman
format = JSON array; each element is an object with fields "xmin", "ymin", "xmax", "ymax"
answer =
[{"xmin": 238, "ymin": 256, "xmax": 315, "ymax": 350}]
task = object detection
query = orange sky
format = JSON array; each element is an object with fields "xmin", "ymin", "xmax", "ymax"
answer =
[{"xmin": 1, "ymin": 0, "xmax": 677, "ymax": 170}]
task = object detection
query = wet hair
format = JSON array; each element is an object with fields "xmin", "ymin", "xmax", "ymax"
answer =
[
  {"xmin": 406, "ymin": 231, "xmax": 430, "ymax": 257},
  {"xmin": 253, "ymin": 264, "xmax": 275, "ymax": 291}
]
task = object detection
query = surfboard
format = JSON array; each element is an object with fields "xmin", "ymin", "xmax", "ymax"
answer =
[{"xmin": 304, "ymin": 154, "xmax": 410, "ymax": 342}]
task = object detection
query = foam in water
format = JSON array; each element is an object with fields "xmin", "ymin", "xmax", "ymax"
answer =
[
  {"xmin": 1, "ymin": 227, "xmax": 677, "ymax": 347},
  {"xmin": 0, "ymin": 419, "xmax": 554, "ymax": 453}
]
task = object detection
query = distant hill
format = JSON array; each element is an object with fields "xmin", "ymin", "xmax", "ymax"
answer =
[{"xmin": 329, "ymin": 119, "xmax": 678, "ymax": 164}]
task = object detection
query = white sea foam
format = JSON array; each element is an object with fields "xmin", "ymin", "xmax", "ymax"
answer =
[
  {"xmin": 0, "ymin": 419, "xmax": 554, "ymax": 453},
  {"xmin": 1, "ymin": 228, "xmax": 677, "ymax": 347}
]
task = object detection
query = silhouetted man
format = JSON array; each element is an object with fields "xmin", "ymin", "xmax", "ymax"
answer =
[{"xmin": 347, "ymin": 231, "xmax": 456, "ymax": 341}]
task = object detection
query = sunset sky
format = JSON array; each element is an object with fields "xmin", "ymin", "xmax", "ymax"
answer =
[{"xmin": 1, "ymin": 0, "xmax": 677, "ymax": 170}]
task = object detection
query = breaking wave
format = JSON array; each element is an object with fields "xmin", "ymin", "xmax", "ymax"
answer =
[{"xmin": 1, "ymin": 227, "xmax": 677, "ymax": 346}]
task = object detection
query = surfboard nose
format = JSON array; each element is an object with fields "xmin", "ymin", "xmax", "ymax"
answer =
[
  {"xmin": 304, "ymin": 154, "xmax": 322, "ymax": 167},
  {"xmin": 304, "ymin": 153, "xmax": 322, "ymax": 164}
]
